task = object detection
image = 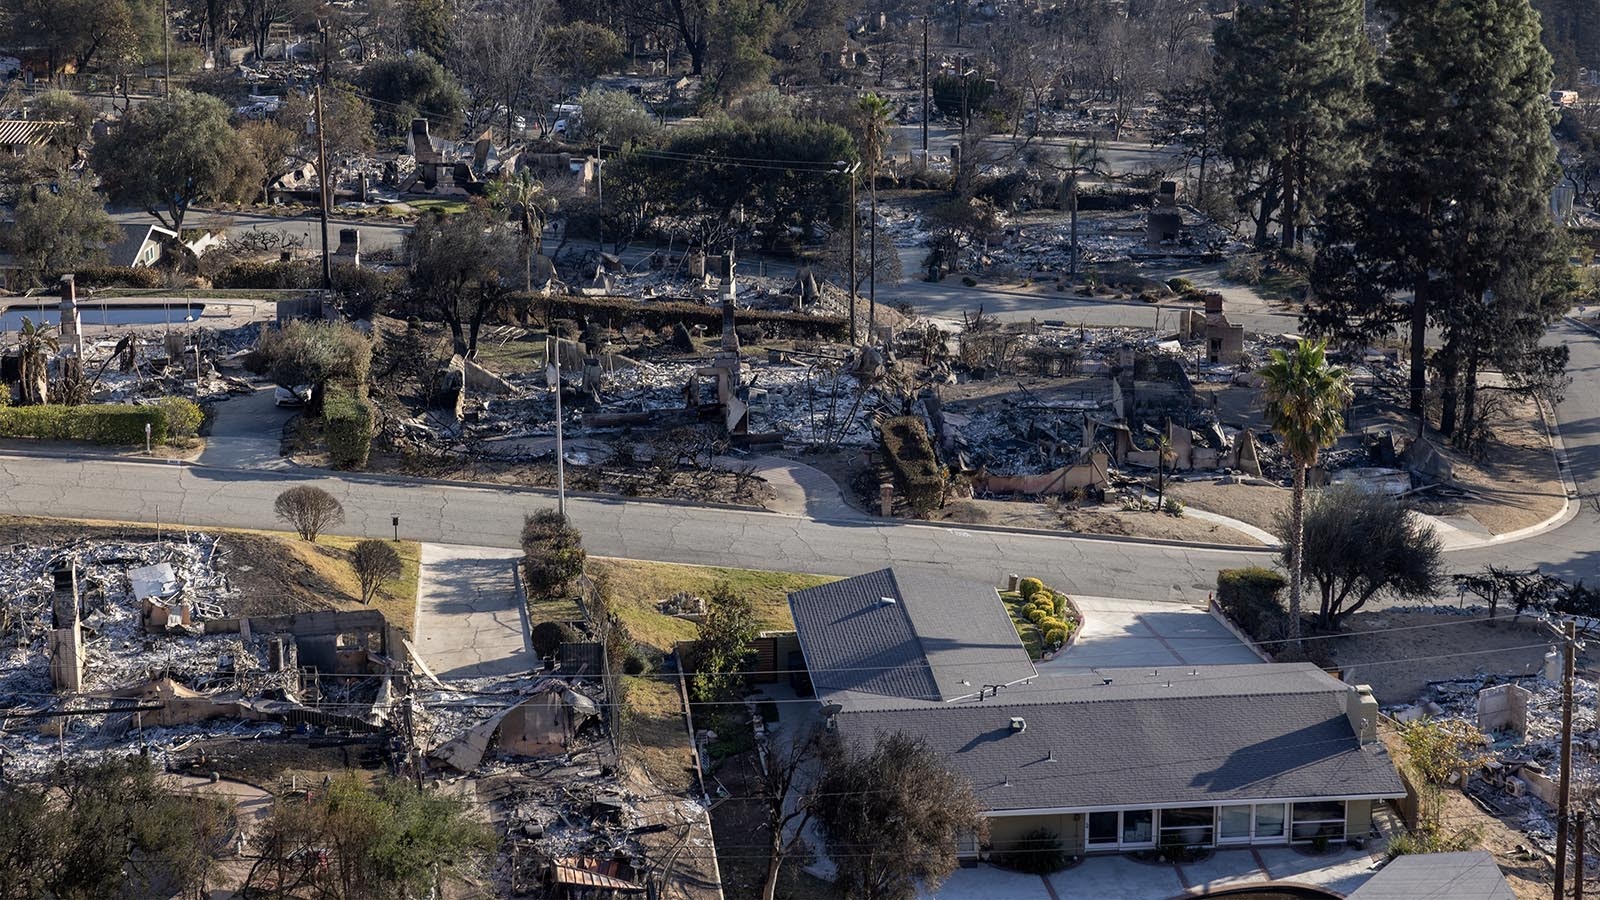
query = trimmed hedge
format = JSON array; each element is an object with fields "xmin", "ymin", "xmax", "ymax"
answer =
[
  {"xmin": 1216, "ymin": 567, "xmax": 1290, "ymax": 644},
  {"xmin": 517, "ymin": 293, "xmax": 851, "ymax": 342},
  {"xmin": 0, "ymin": 404, "xmax": 168, "ymax": 445},
  {"xmin": 880, "ymin": 415, "xmax": 945, "ymax": 515},
  {"xmin": 73, "ymin": 266, "xmax": 162, "ymax": 289},
  {"xmin": 323, "ymin": 385, "xmax": 374, "ymax": 469}
]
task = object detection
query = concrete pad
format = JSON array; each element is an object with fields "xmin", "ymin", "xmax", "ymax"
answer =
[
  {"xmin": 413, "ymin": 543, "xmax": 535, "ymax": 680},
  {"xmin": 1255, "ymin": 845, "xmax": 1382, "ymax": 895},
  {"xmin": 923, "ymin": 864, "xmax": 1050, "ymax": 899},
  {"xmin": 199, "ymin": 385, "xmax": 293, "ymax": 469},
  {"xmin": 1047, "ymin": 855, "xmax": 1185, "ymax": 899},
  {"xmin": 1042, "ymin": 596, "xmax": 1256, "ymax": 671},
  {"xmin": 1177, "ymin": 848, "xmax": 1270, "ymax": 892}
]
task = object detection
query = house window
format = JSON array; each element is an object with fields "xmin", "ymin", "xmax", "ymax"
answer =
[
  {"xmin": 1158, "ymin": 807, "xmax": 1214, "ymax": 848},
  {"xmin": 1218, "ymin": 805, "xmax": 1253, "ymax": 843},
  {"xmin": 1087, "ymin": 811, "xmax": 1119, "ymax": 846},
  {"xmin": 1290, "ymin": 801, "xmax": 1346, "ymax": 843},
  {"xmin": 1253, "ymin": 804, "xmax": 1287, "ymax": 840},
  {"xmin": 1120, "ymin": 809, "xmax": 1154, "ymax": 846}
]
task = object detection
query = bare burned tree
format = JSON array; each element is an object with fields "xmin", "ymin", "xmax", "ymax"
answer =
[
  {"xmin": 759, "ymin": 726, "xmax": 827, "ymax": 900},
  {"xmin": 273, "ymin": 486, "xmax": 346, "ymax": 541},
  {"xmin": 352, "ymin": 539, "xmax": 403, "ymax": 604}
]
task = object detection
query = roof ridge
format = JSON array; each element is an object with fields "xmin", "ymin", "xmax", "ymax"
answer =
[
  {"xmin": 835, "ymin": 685, "xmax": 1344, "ymax": 715},
  {"xmin": 884, "ymin": 568, "xmax": 944, "ymax": 697}
]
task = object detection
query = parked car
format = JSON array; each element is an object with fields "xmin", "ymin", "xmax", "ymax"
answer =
[{"xmin": 274, "ymin": 384, "xmax": 311, "ymax": 407}]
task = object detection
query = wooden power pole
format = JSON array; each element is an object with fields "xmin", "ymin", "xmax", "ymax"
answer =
[
  {"xmin": 921, "ymin": 18, "xmax": 929, "ymax": 169},
  {"xmin": 1577, "ymin": 806, "xmax": 1588, "ymax": 900},
  {"xmin": 314, "ymin": 85, "xmax": 331, "ymax": 290},
  {"xmin": 847, "ymin": 166, "xmax": 857, "ymax": 345},
  {"xmin": 1558, "ymin": 619, "xmax": 1577, "ymax": 900}
]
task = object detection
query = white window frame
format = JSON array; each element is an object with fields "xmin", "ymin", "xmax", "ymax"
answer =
[
  {"xmin": 1252, "ymin": 803, "xmax": 1289, "ymax": 844},
  {"xmin": 1157, "ymin": 807, "xmax": 1216, "ymax": 848},
  {"xmin": 1084, "ymin": 809, "xmax": 1156, "ymax": 850},
  {"xmin": 1216, "ymin": 804, "xmax": 1254, "ymax": 844},
  {"xmin": 1289, "ymin": 800, "xmax": 1348, "ymax": 844}
]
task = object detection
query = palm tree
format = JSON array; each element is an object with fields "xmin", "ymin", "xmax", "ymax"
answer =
[
  {"xmin": 1057, "ymin": 141, "xmax": 1103, "ymax": 278},
  {"xmin": 493, "ymin": 171, "xmax": 557, "ymax": 291},
  {"xmin": 856, "ymin": 93, "xmax": 894, "ymax": 340},
  {"xmin": 16, "ymin": 317, "xmax": 59, "ymax": 405},
  {"xmin": 1259, "ymin": 338, "xmax": 1353, "ymax": 644}
]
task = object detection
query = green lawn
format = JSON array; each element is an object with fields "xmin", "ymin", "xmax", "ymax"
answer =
[
  {"xmin": 585, "ymin": 557, "xmax": 835, "ymax": 656},
  {"xmin": 408, "ymin": 198, "xmax": 471, "ymax": 216}
]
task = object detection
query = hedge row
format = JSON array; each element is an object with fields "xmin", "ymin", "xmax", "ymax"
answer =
[
  {"xmin": 73, "ymin": 266, "xmax": 162, "ymax": 289},
  {"xmin": 516, "ymin": 293, "xmax": 851, "ymax": 341},
  {"xmin": 1216, "ymin": 567, "xmax": 1290, "ymax": 645},
  {"xmin": 880, "ymin": 415, "xmax": 945, "ymax": 515},
  {"xmin": 0, "ymin": 404, "xmax": 170, "ymax": 445},
  {"xmin": 323, "ymin": 384, "xmax": 374, "ymax": 469}
]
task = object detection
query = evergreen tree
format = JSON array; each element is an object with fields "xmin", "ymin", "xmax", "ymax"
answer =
[
  {"xmin": 1307, "ymin": 0, "xmax": 1570, "ymax": 439},
  {"xmin": 1212, "ymin": 0, "xmax": 1372, "ymax": 248}
]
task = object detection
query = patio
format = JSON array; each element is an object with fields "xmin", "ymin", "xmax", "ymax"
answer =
[{"xmin": 921, "ymin": 845, "xmax": 1385, "ymax": 899}]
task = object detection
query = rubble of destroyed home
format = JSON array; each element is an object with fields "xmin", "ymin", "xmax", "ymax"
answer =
[
  {"xmin": 0, "ymin": 532, "xmax": 699, "ymax": 896},
  {"xmin": 1, "ymin": 277, "xmax": 259, "ymax": 408},
  {"xmin": 1389, "ymin": 656, "xmax": 1600, "ymax": 863}
]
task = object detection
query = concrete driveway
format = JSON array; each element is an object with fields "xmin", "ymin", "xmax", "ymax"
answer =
[
  {"xmin": 413, "ymin": 543, "xmax": 535, "ymax": 681},
  {"xmin": 1043, "ymin": 595, "xmax": 1264, "ymax": 671},
  {"xmin": 199, "ymin": 385, "xmax": 293, "ymax": 469}
]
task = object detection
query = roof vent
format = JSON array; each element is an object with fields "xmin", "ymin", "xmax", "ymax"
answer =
[
  {"xmin": 879, "ymin": 596, "xmax": 897, "ymax": 605},
  {"xmin": 1009, "ymin": 717, "xmax": 1026, "ymax": 733}
]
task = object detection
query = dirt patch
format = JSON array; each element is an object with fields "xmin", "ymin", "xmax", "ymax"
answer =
[
  {"xmin": 369, "ymin": 452, "xmax": 775, "ymax": 509},
  {"xmin": 1166, "ymin": 480, "xmax": 1290, "ymax": 532},
  {"xmin": 621, "ymin": 675, "xmax": 696, "ymax": 794},
  {"xmin": 926, "ymin": 496, "xmax": 1262, "ymax": 545},
  {"xmin": 1319, "ymin": 610, "xmax": 1553, "ymax": 706},
  {"xmin": 709, "ymin": 746, "xmax": 838, "ymax": 900}
]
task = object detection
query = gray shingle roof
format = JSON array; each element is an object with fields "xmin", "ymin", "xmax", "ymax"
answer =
[
  {"xmin": 1350, "ymin": 851, "xmax": 1515, "ymax": 900},
  {"xmin": 787, "ymin": 569, "xmax": 1036, "ymax": 708},
  {"xmin": 833, "ymin": 663, "xmax": 1406, "ymax": 811}
]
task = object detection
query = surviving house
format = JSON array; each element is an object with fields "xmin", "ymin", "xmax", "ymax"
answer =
[
  {"xmin": 786, "ymin": 569, "xmax": 1407, "ymax": 860},
  {"xmin": 106, "ymin": 222, "xmax": 177, "ymax": 268}
]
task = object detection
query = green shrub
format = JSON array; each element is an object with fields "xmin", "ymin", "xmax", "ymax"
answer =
[
  {"xmin": 961, "ymin": 276, "xmax": 978, "ymax": 287},
  {"xmin": 0, "ymin": 404, "xmax": 168, "ymax": 445},
  {"xmin": 1216, "ymin": 566, "xmax": 1290, "ymax": 644},
  {"xmin": 1163, "ymin": 496, "xmax": 1185, "ymax": 517},
  {"xmin": 1027, "ymin": 608, "xmax": 1048, "ymax": 625},
  {"xmin": 0, "ymin": 384, "xmax": 9, "ymax": 406},
  {"xmin": 524, "ymin": 293, "xmax": 848, "ymax": 342},
  {"xmin": 155, "ymin": 396, "xmax": 203, "ymax": 438},
  {"xmin": 879, "ymin": 416, "xmax": 945, "ymax": 516},
  {"xmin": 1050, "ymin": 592, "xmax": 1068, "ymax": 616},
  {"xmin": 1017, "ymin": 577, "xmax": 1045, "ymax": 601},
  {"xmin": 1045, "ymin": 627, "xmax": 1068, "ymax": 646},
  {"xmin": 322, "ymin": 384, "xmax": 374, "ymax": 469},
  {"xmin": 993, "ymin": 827, "xmax": 1070, "ymax": 874},
  {"xmin": 73, "ymin": 265, "xmax": 161, "ymax": 289},
  {"xmin": 1167, "ymin": 276, "xmax": 1196, "ymax": 294},
  {"xmin": 531, "ymin": 620, "xmax": 577, "ymax": 658}
]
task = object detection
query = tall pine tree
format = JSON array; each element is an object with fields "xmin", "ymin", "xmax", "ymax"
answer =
[
  {"xmin": 1213, "ymin": 0, "xmax": 1372, "ymax": 249},
  {"xmin": 1307, "ymin": 0, "xmax": 1571, "ymax": 441}
]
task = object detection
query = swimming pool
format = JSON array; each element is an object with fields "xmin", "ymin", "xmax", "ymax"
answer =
[{"xmin": 0, "ymin": 303, "xmax": 207, "ymax": 332}]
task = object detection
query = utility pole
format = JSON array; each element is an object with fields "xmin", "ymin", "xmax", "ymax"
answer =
[
  {"xmin": 547, "ymin": 338, "xmax": 566, "ymax": 517},
  {"xmin": 921, "ymin": 18, "xmax": 929, "ymax": 170},
  {"xmin": 163, "ymin": 0, "xmax": 171, "ymax": 97},
  {"xmin": 868, "ymin": 140, "xmax": 878, "ymax": 342},
  {"xmin": 848, "ymin": 166, "xmax": 858, "ymax": 345},
  {"xmin": 314, "ymin": 85, "xmax": 331, "ymax": 290},
  {"xmin": 1558, "ymin": 618, "xmax": 1577, "ymax": 900},
  {"xmin": 1577, "ymin": 805, "xmax": 1588, "ymax": 900},
  {"xmin": 595, "ymin": 145, "xmax": 604, "ymax": 254}
]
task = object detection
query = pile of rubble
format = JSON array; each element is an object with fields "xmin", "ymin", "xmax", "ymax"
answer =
[{"xmin": 1392, "ymin": 665, "xmax": 1600, "ymax": 857}]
